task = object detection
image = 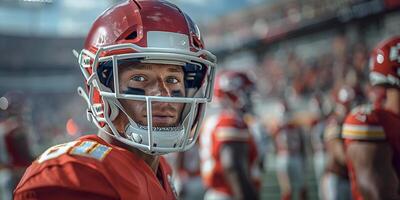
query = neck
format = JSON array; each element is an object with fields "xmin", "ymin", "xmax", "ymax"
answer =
[
  {"xmin": 384, "ymin": 88, "xmax": 400, "ymax": 115},
  {"xmin": 98, "ymin": 129, "xmax": 160, "ymax": 173}
]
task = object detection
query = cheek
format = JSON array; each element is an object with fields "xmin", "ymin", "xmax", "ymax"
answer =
[
  {"xmin": 120, "ymin": 100, "xmax": 146, "ymax": 121},
  {"xmin": 179, "ymin": 84, "xmax": 186, "ymax": 96},
  {"xmin": 173, "ymin": 102, "xmax": 185, "ymax": 113}
]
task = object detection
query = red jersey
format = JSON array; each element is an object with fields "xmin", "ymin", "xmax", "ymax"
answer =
[
  {"xmin": 14, "ymin": 134, "xmax": 178, "ymax": 200},
  {"xmin": 342, "ymin": 104, "xmax": 400, "ymax": 200},
  {"xmin": 199, "ymin": 111, "xmax": 260, "ymax": 196}
]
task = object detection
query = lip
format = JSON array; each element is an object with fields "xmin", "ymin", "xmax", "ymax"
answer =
[
  {"xmin": 144, "ymin": 110, "xmax": 175, "ymax": 117},
  {"xmin": 143, "ymin": 114, "xmax": 176, "ymax": 120},
  {"xmin": 144, "ymin": 114, "xmax": 175, "ymax": 118},
  {"xmin": 144, "ymin": 115, "xmax": 176, "ymax": 126},
  {"xmin": 152, "ymin": 116, "xmax": 174, "ymax": 119}
]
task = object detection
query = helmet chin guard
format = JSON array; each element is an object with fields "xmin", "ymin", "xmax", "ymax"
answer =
[{"xmin": 76, "ymin": 42, "xmax": 216, "ymax": 155}]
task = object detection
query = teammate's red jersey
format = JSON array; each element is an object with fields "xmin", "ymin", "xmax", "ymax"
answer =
[
  {"xmin": 342, "ymin": 104, "xmax": 400, "ymax": 200},
  {"xmin": 14, "ymin": 134, "xmax": 178, "ymax": 200},
  {"xmin": 200, "ymin": 111, "xmax": 260, "ymax": 196}
]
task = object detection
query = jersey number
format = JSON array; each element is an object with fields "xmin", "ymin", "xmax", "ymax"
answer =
[{"xmin": 37, "ymin": 141, "xmax": 111, "ymax": 163}]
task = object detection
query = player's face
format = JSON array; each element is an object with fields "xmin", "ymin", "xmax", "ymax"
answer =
[{"xmin": 118, "ymin": 63, "xmax": 186, "ymax": 127}]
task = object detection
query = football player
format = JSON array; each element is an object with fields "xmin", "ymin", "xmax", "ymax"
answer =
[
  {"xmin": 13, "ymin": 1, "xmax": 216, "ymax": 200},
  {"xmin": 308, "ymin": 92, "xmax": 328, "ymax": 200},
  {"xmin": 174, "ymin": 139, "xmax": 204, "ymax": 200},
  {"xmin": 242, "ymin": 91, "xmax": 269, "ymax": 173},
  {"xmin": 342, "ymin": 36, "xmax": 400, "ymax": 200},
  {"xmin": 200, "ymin": 70, "xmax": 260, "ymax": 200},
  {"xmin": 273, "ymin": 98, "xmax": 307, "ymax": 200},
  {"xmin": 321, "ymin": 86, "xmax": 355, "ymax": 200}
]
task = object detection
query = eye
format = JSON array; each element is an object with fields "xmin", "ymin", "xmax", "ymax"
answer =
[
  {"xmin": 132, "ymin": 75, "xmax": 146, "ymax": 82},
  {"xmin": 166, "ymin": 76, "xmax": 180, "ymax": 84}
]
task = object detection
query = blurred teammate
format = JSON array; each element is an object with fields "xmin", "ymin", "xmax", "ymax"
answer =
[
  {"xmin": 173, "ymin": 140, "xmax": 205, "ymax": 200},
  {"xmin": 321, "ymin": 86, "xmax": 355, "ymax": 200},
  {"xmin": 273, "ymin": 99, "xmax": 307, "ymax": 200},
  {"xmin": 308, "ymin": 92, "xmax": 328, "ymax": 200},
  {"xmin": 200, "ymin": 70, "xmax": 260, "ymax": 200},
  {"xmin": 342, "ymin": 36, "xmax": 400, "ymax": 199},
  {"xmin": 0, "ymin": 92, "xmax": 35, "ymax": 200},
  {"xmin": 244, "ymin": 113, "xmax": 269, "ymax": 172},
  {"xmin": 13, "ymin": 1, "xmax": 217, "ymax": 199}
]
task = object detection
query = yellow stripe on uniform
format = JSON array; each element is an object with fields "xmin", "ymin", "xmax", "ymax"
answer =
[{"xmin": 342, "ymin": 124, "xmax": 386, "ymax": 140}]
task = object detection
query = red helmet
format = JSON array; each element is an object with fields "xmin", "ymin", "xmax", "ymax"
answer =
[
  {"xmin": 369, "ymin": 36, "xmax": 400, "ymax": 88},
  {"xmin": 75, "ymin": 0, "xmax": 217, "ymax": 154},
  {"xmin": 214, "ymin": 70, "xmax": 255, "ymax": 111}
]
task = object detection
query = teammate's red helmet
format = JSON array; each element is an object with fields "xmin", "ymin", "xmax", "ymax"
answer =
[
  {"xmin": 214, "ymin": 70, "xmax": 255, "ymax": 111},
  {"xmin": 75, "ymin": 0, "xmax": 217, "ymax": 154},
  {"xmin": 369, "ymin": 36, "xmax": 400, "ymax": 88}
]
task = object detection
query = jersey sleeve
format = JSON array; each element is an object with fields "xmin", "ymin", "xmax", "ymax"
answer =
[
  {"xmin": 14, "ymin": 161, "xmax": 119, "ymax": 200},
  {"xmin": 342, "ymin": 105, "xmax": 386, "ymax": 141}
]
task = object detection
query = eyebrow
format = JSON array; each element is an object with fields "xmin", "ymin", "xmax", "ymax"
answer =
[
  {"xmin": 167, "ymin": 67, "xmax": 183, "ymax": 73},
  {"xmin": 134, "ymin": 65, "xmax": 152, "ymax": 70},
  {"xmin": 122, "ymin": 64, "xmax": 183, "ymax": 73}
]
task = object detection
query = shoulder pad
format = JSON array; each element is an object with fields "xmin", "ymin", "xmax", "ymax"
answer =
[
  {"xmin": 342, "ymin": 104, "xmax": 385, "ymax": 141},
  {"xmin": 37, "ymin": 140, "xmax": 112, "ymax": 164}
]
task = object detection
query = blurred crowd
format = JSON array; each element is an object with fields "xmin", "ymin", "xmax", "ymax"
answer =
[
  {"xmin": 203, "ymin": 0, "xmax": 396, "ymax": 51},
  {"xmin": 260, "ymin": 34, "xmax": 368, "ymax": 99}
]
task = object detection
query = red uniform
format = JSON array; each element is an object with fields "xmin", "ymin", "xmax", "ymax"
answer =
[
  {"xmin": 342, "ymin": 104, "xmax": 400, "ymax": 200},
  {"xmin": 200, "ymin": 111, "xmax": 260, "ymax": 196},
  {"xmin": 14, "ymin": 134, "xmax": 177, "ymax": 200}
]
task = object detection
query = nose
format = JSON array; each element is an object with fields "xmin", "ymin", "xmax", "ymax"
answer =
[{"xmin": 147, "ymin": 77, "xmax": 172, "ymax": 97}]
